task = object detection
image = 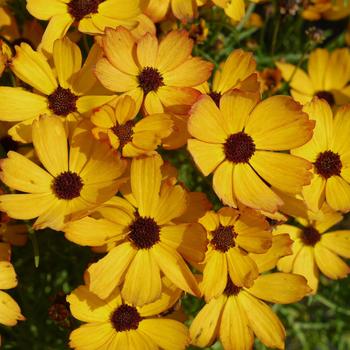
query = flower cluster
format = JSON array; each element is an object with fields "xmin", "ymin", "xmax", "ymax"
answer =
[{"xmin": 0, "ymin": 0, "xmax": 349, "ymax": 349}]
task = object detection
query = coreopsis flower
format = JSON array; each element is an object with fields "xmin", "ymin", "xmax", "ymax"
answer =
[
  {"xmin": 276, "ymin": 48, "xmax": 350, "ymax": 106},
  {"xmin": 0, "ymin": 37, "xmax": 113, "ymax": 143},
  {"xmin": 276, "ymin": 204, "xmax": 350, "ymax": 293},
  {"xmin": 95, "ymin": 27, "xmax": 213, "ymax": 115},
  {"xmin": 0, "ymin": 115, "xmax": 126, "ymax": 231},
  {"xmin": 190, "ymin": 273, "xmax": 310, "ymax": 350},
  {"xmin": 0, "ymin": 246, "xmax": 24, "ymax": 326},
  {"xmin": 211, "ymin": 0, "xmax": 246, "ymax": 21},
  {"xmin": 64, "ymin": 155, "xmax": 206, "ymax": 306},
  {"xmin": 198, "ymin": 49, "xmax": 260, "ymax": 107},
  {"xmin": 26, "ymin": 0, "xmax": 142, "ymax": 54},
  {"xmin": 292, "ymin": 98, "xmax": 350, "ymax": 212},
  {"xmin": 67, "ymin": 279, "xmax": 188, "ymax": 350},
  {"xmin": 259, "ymin": 67, "xmax": 282, "ymax": 95},
  {"xmin": 199, "ymin": 207, "xmax": 272, "ymax": 300},
  {"xmin": 91, "ymin": 95, "xmax": 173, "ymax": 157},
  {"xmin": 187, "ymin": 90, "xmax": 314, "ymax": 213}
]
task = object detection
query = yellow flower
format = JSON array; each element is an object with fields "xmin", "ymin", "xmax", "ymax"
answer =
[
  {"xmin": 199, "ymin": 207, "xmax": 272, "ymax": 299},
  {"xmin": 190, "ymin": 273, "xmax": 310, "ymax": 350},
  {"xmin": 259, "ymin": 67, "xmax": 283, "ymax": 95},
  {"xmin": 276, "ymin": 48, "xmax": 350, "ymax": 106},
  {"xmin": 0, "ymin": 115, "xmax": 126, "ymax": 231},
  {"xmin": 302, "ymin": 0, "xmax": 350, "ymax": 21},
  {"xmin": 198, "ymin": 49, "xmax": 260, "ymax": 107},
  {"xmin": 95, "ymin": 27, "xmax": 213, "ymax": 115},
  {"xmin": 0, "ymin": 246, "xmax": 25, "ymax": 326},
  {"xmin": 91, "ymin": 95, "xmax": 173, "ymax": 157},
  {"xmin": 276, "ymin": 204, "xmax": 350, "ymax": 294},
  {"xmin": 292, "ymin": 98, "xmax": 350, "ymax": 212},
  {"xmin": 0, "ymin": 37, "xmax": 113, "ymax": 143},
  {"xmin": 26, "ymin": 0, "xmax": 142, "ymax": 54},
  {"xmin": 187, "ymin": 90, "xmax": 314, "ymax": 213},
  {"xmin": 67, "ymin": 280, "xmax": 189, "ymax": 350},
  {"xmin": 64, "ymin": 155, "xmax": 206, "ymax": 306}
]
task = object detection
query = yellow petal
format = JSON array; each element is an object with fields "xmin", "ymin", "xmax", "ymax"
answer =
[
  {"xmin": 325, "ymin": 48, "xmax": 350, "ymax": 90},
  {"xmin": 307, "ymin": 49, "xmax": 329, "ymax": 91},
  {"xmin": 247, "ymin": 272, "xmax": 310, "ymax": 304},
  {"xmin": 0, "ymin": 151, "xmax": 52, "ymax": 193},
  {"xmin": 216, "ymin": 49, "xmax": 256, "ymax": 94},
  {"xmin": 276, "ymin": 62, "xmax": 314, "ymax": 95},
  {"xmin": 53, "ymin": 37, "xmax": 81, "ymax": 89},
  {"xmin": 213, "ymin": 161, "xmax": 237, "ymax": 207},
  {"xmin": 0, "ymin": 193, "xmax": 54, "ymax": 220},
  {"xmin": 234, "ymin": 163, "xmax": 283, "ymax": 213},
  {"xmin": 153, "ymin": 184, "xmax": 187, "ymax": 225},
  {"xmin": 189, "ymin": 295, "xmax": 225, "ymax": 347},
  {"xmin": 144, "ymin": 91, "xmax": 163, "ymax": 114},
  {"xmin": 187, "ymin": 139, "xmax": 225, "ymax": 176},
  {"xmin": 26, "ymin": 0, "xmax": 67, "ymax": 20},
  {"xmin": 32, "ymin": 115, "xmax": 68, "ymax": 176},
  {"xmin": 87, "ymin": 243, "xmax": 136, "ymax": 299},
  {"xmin": 115, "ymin": 95, "xmax": 138, "ymax": 125},
  {"xmin": 103, "ymin": 27, "xmax": 139, "ymax": 75},
  {"xmin": 321, "ymin": 230, "xmax": 350, "ymax": 258},
  {"xmin": 139, "ymin": 318, "xmax": 189, "ymax": 350},
  {"xmin": 332, "ymin": 104, "xmax": 350, "ymax": 155},
  {"xmin": 163, "ymin": 57, "xmax": 213, "ymax": 87},
  {"xmin": 219, "ymin": 295, "xmax": 254, "ymax": 350},
  {"xmin": 67, "ymin": 285, "xmax": 114, "ymax": 323},
  {"xmin": 0, "ymin": 87, "xmax": 48, "ymax": 122},
  {"xmin": 39, "ymin": 13, "xmax": 74, "ymax": 55},
  {"xmin": 11, "ymin": 42, "xmax": 57, "ymax": 95},
  {"xmin": 0, "ymin": 291, "xmax": 24, "ymax": 326},
  {"xmin": 137, "ymin": 33, "xmax": 158, "ymax": 68},
  {"xmin": 202, "ymin": 250, "xmax": 227, "ymax": 300},
  {"xmin": 156, "ymin": 30, "xmax": 193, "ymax": 73},
  {"xmin": 122, "ymin": 249, "xmax": 162, "ymax": 306},
  {"xmin": 250, "ymin": 234, "xmax": 293, "ymax": 273},
  {"xmin": 130, "ymin": 154, "xmax": 162, "ymax": 217},
  {"xmin": 245, "ymin": 95, "xmax": 314, "ymax": 150},
  {"xmin": 226, "ymin": 248, "xmax": 259, "ymax": 287},
  {"xmin": 95, "ymin": 57, "xmax": 138, "ymax": 92},
  {"xmin": 219, "ymin": 90, "xmax": 259, "ymax": 135},
  {"xmin": 188, "ymin": 95, "xmax": 227, "ymax": 143},
  {"xmin": 160, "ymin": 223, "xmax": 207, "ymax": 263},
  {"xmin": 325, "ymin": 175, "xmax": 350, "ymax": 213},
  {"xmin": 152, "ymin": 243, "xmax": 200, "ymax": 296},
  {"xmin": 69, "ymin": 323, "xmax": 115, "ymax": 350},
  {"xmin": 224, "ymin": 0, "xmax": 245, "ymax": 20},
  {"xmin": 250, "ymin": 151, "xmax": 312, "ymax": 194},
  {"xmin": 314, "ymin": 244, "xmax": 350, "ymax": 279},
  {"xmin": 293, "ymin": 245, "xmax": 319, "ymax": 294},
  {"xmin": 302, "ymin": 173, "xmax": 326, "ymax": 212},
  {"xmin": 239, "ymin": 291, "xmax": 286, "ymax": 350},
  {"xmin": 76, "ymin": 95, "xmax": 114, "ymax": 114},
  {"xmin": 0, "ymin": 261, "xmax": 17, "ymax": 289},
  {"xmin": 63, "ymin": 217, "xmax": 125, "ymax": 246}
]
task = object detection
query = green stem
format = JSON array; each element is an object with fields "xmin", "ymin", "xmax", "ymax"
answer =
[
  {"xmin": 315, "ymin": 294, "xmax": 350, "ymax": 316},
  {"xmin": 236, "ymin": 2, "xmax": 256, "ymax": 31},
  {"xmin": 26, "ymin": 222, "xmax": 40, "ymax": 268}
]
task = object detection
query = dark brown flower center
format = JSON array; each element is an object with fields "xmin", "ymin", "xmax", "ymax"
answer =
[
  {"xmin": 52, "ymin": 171, "xmax": 83, "ymax": 200},
  {"xmin": 301, "ymin": 226, "xmax": 321, "ymax": 246},
  {"xmin": 314, "ymin": 151, "xmax": 342, "ymax": 179},
  {"xmin": 128, "ymin": 216, "xmax": 160, "ymax": 249},
  {"xmin": 110, "ymin": 304, "xmax": 142, "ymax": 332},
  {"xmin": 209, "ymin": 91, "xmax": 222, "ymax": 107},
  {"xmin": 224, "ymin": 131, "xmax": 256, "ymax": 163},
  {"xmin": 211, "ymin": 225, "xmax": 237, "ymax": 252},
  {"xmin": 138, "ymin": 67, "xmax": 164, "ymax": 94},
  {"xmin": 68, "ymin": 0, "xmax": 103, "ymax": 21},
  {"xmin": 111, "ymin": 120, "xmax": 135, "ymax": 150},
  {"xmin": 224, "ymin": 277, "xmax": 241, "ymax": 296},
  {"xmin": 48, "ymin": 86, "xmax": 78, "ymax": 116},
  {"xmin": 315, "ymin": 91, "xmax": 335, "ymax": 106}
]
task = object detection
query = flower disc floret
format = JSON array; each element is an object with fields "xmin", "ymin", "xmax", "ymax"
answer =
[
  {"xmin": 68, "ymin": 0, "xmax": 103, "ymax": 21},
  {"xmin": 224, "ymin": 131, "xmax": 256, "ymax": 163},
  {"xmin": 52, "ymin": 171, "xmax": 83, "ymax": 200},
  {"xmin": 110, "ymin": 304, "xmax": 142, "ymax": 332},
  {"xmin": 128, "ymin": 216, "xmax": 160, "ymax": 249},
  {"xmin": 48, "ymin": 86, "xmax": 78, "ymax": 116}
]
